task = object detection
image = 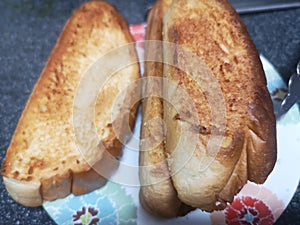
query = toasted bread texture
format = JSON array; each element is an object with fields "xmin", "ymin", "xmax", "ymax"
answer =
[
  {"xmin": 2, "ymin": 1, "xmax": 140, "ymax": 207},
  {"xmin": 163, "ymin": 0, "xmax": 276, "ymax": 212},
  {"xmin": 139, "ymin": 0, "xmax": 193, "ymax": 218},
  {"xmin": 139, "ymin": 0, "xmax": 276, "ymax": 215}
]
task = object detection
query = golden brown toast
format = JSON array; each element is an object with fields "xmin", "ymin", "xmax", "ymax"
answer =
[
  {"xmin": 139, "ymin": 0, "xmax": 276, "ymax": 215},
  {"xmin": 163, "ymin": 0, "xmax": 276, "ymax": 212},
  {"xmin": 1, "ymin": 1, "xmax": 140, "ymax": 207},
  {"xmin": 139, "ymin": 0, "xmax": 193, "ymax": 217}
]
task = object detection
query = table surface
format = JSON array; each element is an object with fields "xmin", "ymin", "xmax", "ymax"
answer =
[{"xmin": 0, "ymin": 1, "xmax": 299, "ymax": 224}]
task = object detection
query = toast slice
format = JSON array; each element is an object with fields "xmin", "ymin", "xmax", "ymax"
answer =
[
  {"xmin": 163, "ymin": 0, "xmax": 276, "ymax": 211},
  {"xmin": 139, "ymin": 0, "xmax": 193, "ymax": 217},
  {"xmin": 1, "ymin": 1, "xmax": 140, "ymax": 207}
]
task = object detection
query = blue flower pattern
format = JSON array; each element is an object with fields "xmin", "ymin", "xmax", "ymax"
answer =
[{"xmin": 44, "ymin": 182, "xmax": 136, "ymax": 225}]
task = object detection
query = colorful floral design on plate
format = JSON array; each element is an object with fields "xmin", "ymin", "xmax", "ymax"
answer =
[
  {"xmin": 271, "ymin": 88, "xmax": 288, "ymax": 102},
  {"xmin": 225, "ymin": 196, "xmax": 274, "ymax": 225},
  {"xmin": 43, "ymin": 182, "xmax": 137, "ymax": 225},
  {"xmin": 129, "ymin": 23, "xmax": 145, "ymax": 74},
  {"xmin": 73, "ymin": 206, "xmax": 99, "ymax": 225},
  {"xmin": 210, "ymin": 182, "xmax": 285, "ymax": 225},
  {"xmin": 129, "ymin": 23, "xmax": 146, "ymax": 49}
]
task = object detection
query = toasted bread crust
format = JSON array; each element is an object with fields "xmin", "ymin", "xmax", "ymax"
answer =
[
  {"xmin": 139, "ymin": 0, "xmax": 193, "ymax": 217},
  {"xmin": 162, "ymin": 0, "xmax": 276, "ymax": 211},
  {"xmin": 2, "ymin": 1, "xmax": 140, "ymax": 207}
]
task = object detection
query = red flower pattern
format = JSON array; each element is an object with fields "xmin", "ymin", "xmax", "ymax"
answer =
[{"xmin": 225, "ymin": 196, "xmax": 274, "ymax": 225}]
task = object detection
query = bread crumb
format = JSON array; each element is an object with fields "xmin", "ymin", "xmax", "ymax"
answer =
[
  {"xmin": 220, "ymin": 44, "xmax": 229, "ymax": 54},
  {"xmin": 215, "ymin": 201, "xmax": 222, "ymax": 206},
  {"xmin": 221, "ymin": 136, "xmax": 233, "ymax": 148},
  {"xmin": 40, "ymin": 105, "xmax": 47, "ymax": 112}
]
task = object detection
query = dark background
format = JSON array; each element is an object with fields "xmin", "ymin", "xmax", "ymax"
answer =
[{"xmin": 0, "ymin": 0, "xmax": 299, "ymax": 224}]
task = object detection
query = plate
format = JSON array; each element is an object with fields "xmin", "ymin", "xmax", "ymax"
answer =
[{"xmin": 43, "ymin": 24, "xmax": 300, "ymax": 225}]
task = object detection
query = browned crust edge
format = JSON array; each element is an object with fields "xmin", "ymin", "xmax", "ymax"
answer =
[{"xmin": 1, "ymin": 1, "xmax": 140, "ymax": 207}]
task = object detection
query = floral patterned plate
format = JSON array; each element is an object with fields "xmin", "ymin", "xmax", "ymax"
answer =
[{"xmin": 43, "ymin": 24, "xmax": 300, "ymax": 225}]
